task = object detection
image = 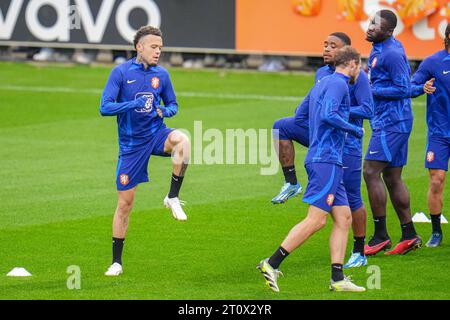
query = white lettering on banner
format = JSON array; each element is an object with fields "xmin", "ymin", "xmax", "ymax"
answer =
[
  {"xmin": 413, "ymin": 19, "xmax": 435, "ymax": 41},
  {"xmin": 26, "ymin": 0, "xmax": 70, "ymax": 42},
  {"xmin": 0, "ymin": 0, "xmax": 161, "ymax": 43},
  {"xmin": 74, "ymin": 0, "xmax": 114, "ymax": 43},
  {"xmin": 116, "ymin": 0, "xmax": 161, "ymax": 44},
  {"xmin": 0, "ymin": 0, "xmax": 23, "ymax": 40}
]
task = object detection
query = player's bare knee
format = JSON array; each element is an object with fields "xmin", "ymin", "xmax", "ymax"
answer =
[
  {"xmin": 318, "ymin": 217, "xmax": 327, "ymax": 230},
  {"xmin": 343, "ymin": 213, "xmax": 352, "ymax": 229},
  {"xmin": 117, "ymin": 199, "xmax": 133, "ymax": 216},
  {"xmin": 170, "ymin": 130, "xmax": 188, "ymax": 145},
  {"xmin": 312, "ymin": 214, "xmax": 327, "ymax": 230},
  {"xmin": 172, "ymin": 131, "xmax": 191, "ymax": 155},
  {"xmin": 335, "ymin": 211, "xmax": 352, "ymax": 229},
  {"xmin": 363, "ymin": 164, "xmax": 378, "ymax": 182},
  {"xmin": 429, "ymin": 176, "xmax": 444, "ymax": 194}
]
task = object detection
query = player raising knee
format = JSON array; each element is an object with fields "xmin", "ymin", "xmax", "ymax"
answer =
[{"xmin": 100, "ymin": 26, "xmax": 190, "ymax": 276}]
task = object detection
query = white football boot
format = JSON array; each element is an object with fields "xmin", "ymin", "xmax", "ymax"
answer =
[
  {"xmin": 330, "ymin": 276, "xmax": 366, "ymax": 292},
  {"xmin": 104, "ymin": 262, "xmax": 123, "ymax": 276},
  {"xmin": 164, "ymin": 196, "xmax": 187, "ymax": 221}
]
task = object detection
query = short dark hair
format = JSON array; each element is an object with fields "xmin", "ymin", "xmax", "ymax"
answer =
[
  {"xmin": 133, "ymin": 26, "xmax": 163, "ymax": 49},
  {"xmin": 446, "ymin": 23, "xmax": 449, "ymax": 50},
  {"xmin": 330, "ymin": 32, "xmax": 352, "ymax": 46},
  {"xmin": 334, "ymin": 46, "xmax": 361, "ymax": 67},
  {"xmin": 377, "ymin": 9, "xmax": 397, "ymax": 32}
]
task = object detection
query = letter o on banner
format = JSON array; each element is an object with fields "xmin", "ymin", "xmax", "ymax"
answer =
[
  {"xmin": 116, "ymin": 0, "xmax": 161, "ymax": 44},
  {"xmin": 25, "ymin": 0, "xmax": 69, "ymax": 41}
]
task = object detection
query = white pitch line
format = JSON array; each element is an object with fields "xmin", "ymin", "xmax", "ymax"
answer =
[
  {"xmin": 0, "ymin": 84, "xmax": 426, "ymax": 106},
  {"xmin": 0, "ymin": 84, "xmax": 301, "ymax": 102}
]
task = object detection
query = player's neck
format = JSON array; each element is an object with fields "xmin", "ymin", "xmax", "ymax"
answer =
[
  {"xmin": 136, "ymin": 55, "xmax": 149, "ymax": 70},
  {"xmin": 374, "ymin": 35, "xmax": 392, "ymax": 45},
  {"xmin": 335, "ymin": 67, "xmax": 350, "ymax": 78}
]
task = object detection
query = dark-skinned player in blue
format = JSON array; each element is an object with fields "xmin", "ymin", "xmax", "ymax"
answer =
[
  {"xmin": 272, "ymin": 33, "xmax": 373, "ymax": 268},
  {"xmin": 258, "ymin": 46, "xmax": 366, "ymax": 292},
  {"xmin": 100, "ymin": 26, "xmax": 191, "ymax": 276},
  {"xmin": 410, "ymin": 23, "xmax": 450, "ymax": 248},
  {"xmin": 363, "ymin": 10, "xmax": 422, "ymax": 256}
]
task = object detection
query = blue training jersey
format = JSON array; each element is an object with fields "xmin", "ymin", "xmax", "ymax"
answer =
[
  {"xmin": 368, "ymin": 36, "xmax": 413, "ymax": 133},
  {"xmin": 303, "ymin": 72, "xmax": 364, "ymax": 166},
  {"xmin": 411, "ymin": 50, "xmax": 450, "ymax": 138},
  {"xmin": 100, "ymin": 58, "xmax": 178, "ymax": 155},
  {"xmin": 296, "ymin": 65, "xmax": 373, "ymax": 156}
]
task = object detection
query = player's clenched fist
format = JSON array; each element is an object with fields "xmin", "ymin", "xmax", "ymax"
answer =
[{"xmin": 423, "ymin": 78, "xmax": 436, "ymax": 95}]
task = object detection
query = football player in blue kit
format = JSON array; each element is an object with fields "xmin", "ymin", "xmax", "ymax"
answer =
[
  {"xmin": 100, "ymin": 26, "xmax": 190, "ymax": 276},
  {"xmin": 258, "ymin": 47, "xmax": 366, "ymax": 292},
  {"xmin": 271, "ymin": 33, "xmax": 373, "ymax": 268},
  {"xmin": 410, "ymin": 23, "xmax": 450, "ymax": 247},
  {"xmin": 363, "ymin": 10, "xmax": 422, "ymax": 256}
]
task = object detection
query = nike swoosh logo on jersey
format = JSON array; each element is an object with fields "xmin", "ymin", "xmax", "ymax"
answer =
[
  {"xmin": 369, "ymin": 151, "xmax": 379, "ymax": 155},
  {"xmin": 127, "ymin": 80, "xmax": 136, "ymax": 84},
  {"xmin": 444, "ymin": 71, "xmax": 450, "ymax": 75}
]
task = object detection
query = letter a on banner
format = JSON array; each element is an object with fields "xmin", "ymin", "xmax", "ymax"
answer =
[
  {"xmin": 337, "ymin": 0, "xmax": 367, "ymax": 21},
  {"xmin": 292, "ymin": 0, "xmax": 322, "ymax": 16}
]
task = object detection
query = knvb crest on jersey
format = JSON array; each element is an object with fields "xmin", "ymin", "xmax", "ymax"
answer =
[
  {"xmin": 427, "ymin": 151, "xmax": 435, "ymax": 163},
  {"xmin": 151, "ymin": 77, "xmax": 160, "ymax": 89}
]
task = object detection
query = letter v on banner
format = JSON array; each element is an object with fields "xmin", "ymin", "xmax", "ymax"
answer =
[
  {"xmin": 0, "ymin": 0, "xmax": 23, "ymax": 40},
  {"xmin": 74, "ymin": 0, "xmax": 115, "ymax": 43}
]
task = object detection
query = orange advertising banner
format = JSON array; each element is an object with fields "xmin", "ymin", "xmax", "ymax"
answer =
[{"xmin": 236, "ymin": 0, "xmax": 449, "ymax": 59}]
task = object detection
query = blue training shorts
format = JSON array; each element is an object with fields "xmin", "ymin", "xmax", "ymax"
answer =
[
  {"xmin": 343, "ymin": 153, "xmax": 363, "ymax": 212},
  {"xmin": 302, "ymin": 163, "xmax": 349, "ymax": 213},
  {"xmin": 116, "ymin": 127, "xmax": 174, "ymax": 191},
  {"xmin": 365, "ymin": 130, "xmax": 410, "ymax": 167},
  {"xmin": 273, "ymin": 116, "xmax": 309, "ymax": 147},
  {"xmin": 425, "ymin": 135, "xmax": 450, "ymax": 171}
]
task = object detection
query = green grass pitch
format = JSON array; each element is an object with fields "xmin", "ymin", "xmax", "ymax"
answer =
[{"xmin": 0, "ymin": 61, "xmax": 448, "ymax": 299}]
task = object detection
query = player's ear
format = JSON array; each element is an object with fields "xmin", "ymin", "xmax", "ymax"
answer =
[{"xmin": 136, "ymin": 41, "xmax": 143, "ymax": 53}]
